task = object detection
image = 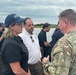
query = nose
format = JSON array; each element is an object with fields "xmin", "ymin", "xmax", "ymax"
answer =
[{"xmin": 31, "ymin": 24, "xmax": 34, "ymax": 27}]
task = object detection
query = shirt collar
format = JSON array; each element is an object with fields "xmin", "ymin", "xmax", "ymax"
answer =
[{"xmin": 42, "ymin": 29, "xmax": 46, "ymax": 34}]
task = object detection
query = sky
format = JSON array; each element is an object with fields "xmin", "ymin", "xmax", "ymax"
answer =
[{"xmin": 0, "ymin": 0, "xmax": 76, "ymax": 24}]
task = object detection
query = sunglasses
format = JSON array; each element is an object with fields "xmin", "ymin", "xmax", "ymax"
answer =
[{"xmin": 30, "ymin": 36, "xmax": 34, "ymax": 42}]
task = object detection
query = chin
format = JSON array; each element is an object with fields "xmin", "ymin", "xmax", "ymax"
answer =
[{"xmin": 19, "ymin": 31, "xmax": 22, "ymax": 33}]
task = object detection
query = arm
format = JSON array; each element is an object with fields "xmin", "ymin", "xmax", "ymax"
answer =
[
  {"xmin": 42, "ymin": 38, "xmax": 71, "ymax": 75},
  {"xmin": 0, "ymin": 34, "xmax": 4, "ymax": 42},
  {"xmin": 10, "ymin": 62, "xmax": 30, "ymax": 75},
  {"xmin": 38, "ymin": 33, "xmax": 51, "ymax": 47}
]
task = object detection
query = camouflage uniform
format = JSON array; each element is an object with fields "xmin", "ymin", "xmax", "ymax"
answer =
[{"xmin": 43, "ymin": 30, "xmax": 76, "ymax": 75}]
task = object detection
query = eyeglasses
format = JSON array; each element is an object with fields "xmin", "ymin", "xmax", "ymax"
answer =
[{"xmin": 30, "ymin": 36, "xmax": 34, "ymax": 42}]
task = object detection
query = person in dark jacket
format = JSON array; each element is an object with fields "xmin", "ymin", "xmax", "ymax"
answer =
[
  {"xmin": 0, "ymin": 23, "xmax": 4, "ymax": 52},
  {"xmin": 49, "ymin": 28, "xmax": 64, "ymax": 61},
  {"xmin": 50, "ymin": 28, "xmax": 64, "ymax": 49},
  {"xmin": 0, "ymin": 23, "xmax": 5, "ymax": 75}
]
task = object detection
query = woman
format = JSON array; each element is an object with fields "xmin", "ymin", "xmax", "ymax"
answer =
[{"xmin": 1, "ymin": 14, "xmax": 30, "ymax": 75}]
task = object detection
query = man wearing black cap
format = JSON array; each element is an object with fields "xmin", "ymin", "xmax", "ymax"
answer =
[{"xmin": 1, "ymin": 14, "xmax": 30, "ymax": 75}]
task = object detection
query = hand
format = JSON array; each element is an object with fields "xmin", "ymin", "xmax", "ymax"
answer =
[
  {"xmin": 44, "ymin": 42, "xmax": 51, "ymax": 46},
  {"xmin": 42, "ymin": 55, "xmax": 49, "ymax": 64},
  {"xmin": 27, "ymin": 70, "xmax": 31, "ymax": 75}
]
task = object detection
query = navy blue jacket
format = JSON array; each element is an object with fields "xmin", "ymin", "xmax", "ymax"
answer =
[{"xmin": 50, "ymin": 29, "xmax": 64, "ymax": 49}]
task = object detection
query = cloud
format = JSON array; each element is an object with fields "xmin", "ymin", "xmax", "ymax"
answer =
[{"xmin": 0, "ymin": 0, "xmax": 76, "ymax": 24}]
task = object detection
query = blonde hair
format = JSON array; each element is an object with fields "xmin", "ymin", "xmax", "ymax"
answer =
[{"xmin": 3, "ymin": 28, "xmax": 14, "ymax": 38}]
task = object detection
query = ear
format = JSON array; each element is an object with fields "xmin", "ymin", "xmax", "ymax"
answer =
[{"xmin": 64, "ymin": 19, "xmax": 68, "ymax": 27}]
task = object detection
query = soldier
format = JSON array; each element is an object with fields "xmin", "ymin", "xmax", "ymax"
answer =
[{"xmin": 42, "ymin": 9, "xmax": 76, "ymax": 75}]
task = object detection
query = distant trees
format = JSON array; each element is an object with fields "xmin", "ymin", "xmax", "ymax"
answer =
[{"xmin": 34, "ymin": 23, "xmax": 57, "ymax": 28}]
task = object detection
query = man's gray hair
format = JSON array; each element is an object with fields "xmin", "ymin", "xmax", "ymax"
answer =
[{"xmin": 58, "ymin": 9, "xmax": 76, "ymax": 25}]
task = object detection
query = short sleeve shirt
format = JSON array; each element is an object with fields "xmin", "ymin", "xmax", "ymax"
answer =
[
  {"xmin": 38, "ymin": 29, "xmax": 47, "ymax": 47},
  {"xmin": 1, "ymin": 36, "xmax": 28, "ymax": 75}
]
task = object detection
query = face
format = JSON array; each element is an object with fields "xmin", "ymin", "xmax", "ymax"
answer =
[
  {"xmin": 58, "ymin": 18, "xmax": 66, "ymax": 34},
  {"xmin": 24, "ymin": 19, "xmax": 34, "ymax": 34},
  {"xmin": 10, "ymin": 23, "xmax": 23, "ymax": 35},
  {"xmin": 46, "ymin": 26, "xmax": 50, "ymax": 32}
]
